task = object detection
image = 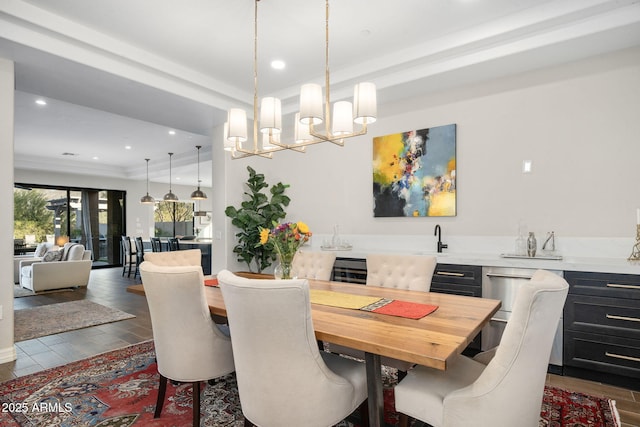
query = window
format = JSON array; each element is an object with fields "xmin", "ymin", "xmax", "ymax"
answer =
[
  {"xmin": 154, "ymin": 201, "xmax": 194, "ymax": 237},
  {"xmin": 14, "ymin": 184, "xmax": 126, "ymax": 267}
]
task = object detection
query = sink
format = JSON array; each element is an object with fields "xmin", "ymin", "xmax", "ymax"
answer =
[{"xmin": 414, "ymin": 251, "xmax": 447, "ymax": 257}]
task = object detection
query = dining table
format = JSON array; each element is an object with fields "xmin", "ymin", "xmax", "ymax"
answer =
[{"xmin": 128, "ymin": 273, "xmax": 501, "ymax": 427}]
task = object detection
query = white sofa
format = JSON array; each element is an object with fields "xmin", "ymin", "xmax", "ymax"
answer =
[
  {"xmin": 20, "ymin": 243, "xmax": 93, "ymax": 292},
  {"xmin": 13, "ymin": 242, "xmax": 58, "ymax": 284}
]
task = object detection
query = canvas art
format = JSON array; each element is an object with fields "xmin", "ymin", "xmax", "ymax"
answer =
[{"xmin": 373, "ymin": 124, "xmax": 456, "ymax": 217}]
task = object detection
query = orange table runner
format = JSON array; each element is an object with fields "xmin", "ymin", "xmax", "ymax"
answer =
[
  {"xmin": 206, "ymin": 279, "xmax": 437, "ymax": 319},
  {"xmin": 309, "ymin": 289, "xmax": 437, "ymax": 319}
]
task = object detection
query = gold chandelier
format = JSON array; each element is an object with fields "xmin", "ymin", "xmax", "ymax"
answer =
[{"xmin": 224, "ymin": 0, "xmax": 377, "ymax": 159}]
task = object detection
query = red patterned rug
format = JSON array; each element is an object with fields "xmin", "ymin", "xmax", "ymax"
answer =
[{"xmin": 0, "ymin": 341, "xmax": 620, "ymax": 427}]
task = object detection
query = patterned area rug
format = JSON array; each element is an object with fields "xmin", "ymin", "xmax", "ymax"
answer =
[
  {"xmin": 0, "ymin": 341, "xmax": 620, "ymax": 427},
  {"xmin": 14, "ymin": 300, "xmax": 135, "ymax": 342}
]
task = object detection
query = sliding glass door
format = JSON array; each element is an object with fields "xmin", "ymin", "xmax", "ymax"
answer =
[{"xmin": 14, "ymin": 184, "xmax": 126, "ymax": 268}]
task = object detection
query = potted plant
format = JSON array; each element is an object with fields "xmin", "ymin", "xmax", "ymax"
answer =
[{"xmin": 225, "ymin": 166, "xmax": 290, "ymax": 273}]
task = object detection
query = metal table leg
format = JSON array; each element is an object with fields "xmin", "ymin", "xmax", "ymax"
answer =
[{"xmin": 365, "ymin": 352, "xmax": 383, "ymax": 427}]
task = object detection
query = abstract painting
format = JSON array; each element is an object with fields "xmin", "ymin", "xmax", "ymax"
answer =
[{"xmin": 373, "ymin": 124, "xmax": 456, "ymax": 217}]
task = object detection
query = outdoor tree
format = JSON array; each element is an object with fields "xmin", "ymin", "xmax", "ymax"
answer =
[
  {"xmin": 154, "ymin": 201, "xmax": 194, "ymax": 236},
  {"xmin": 13, "ymin": 189, "xmax": 54, "ymax": 241}
]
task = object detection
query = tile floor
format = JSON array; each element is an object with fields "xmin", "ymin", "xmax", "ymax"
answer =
[{"xmin": 1, "ymin": 267, "xmax": 639, "ymax": 426}]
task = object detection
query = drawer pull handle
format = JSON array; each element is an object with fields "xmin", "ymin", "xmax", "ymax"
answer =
[
  {"xmin": 485, "ymin": 273, "xmax": 533, "ymax": 280},
  {"xmin": 605, "ymin": 352, "xmax": 640, "ymax": 363},
  {"xmin": 436, "ymin": 272, "xmax": 465, "ymax": 277},
  {"xmin": 490, "ymin": 317, "xmax": 509, "ymax": 324},
  {"xmin": 606, "ymin": 283, "xmax": 640, "ymax": 290},
  {"xmin": 606, "ymin": 314, "xmax": 640, "ymax": 323}
]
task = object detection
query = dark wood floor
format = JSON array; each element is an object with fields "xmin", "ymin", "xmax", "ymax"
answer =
[{"xmin": 1, "ymin": 267, "xmax": 639, "ymax": 426}]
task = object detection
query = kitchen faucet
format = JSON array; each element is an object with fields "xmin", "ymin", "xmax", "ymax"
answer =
[
  {"xmin": 542, "ymin": 231, "xmax": 555, "ymax": 251},
  {"xmin": 434, "ymin": 224, "xmax": 448, "ymax": 253}
]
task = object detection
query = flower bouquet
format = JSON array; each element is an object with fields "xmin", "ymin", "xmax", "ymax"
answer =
[{"xmin": 260, "ymin": 221, "xmax": 312, "ymax": 279}]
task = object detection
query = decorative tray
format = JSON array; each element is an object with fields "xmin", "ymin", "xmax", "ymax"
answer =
[
  {"xmin": 500, "ymin": 253, "xmax": 563, "ymax": 261},
  {"xmin": 320, "ymin": 245, "xmax": 353, "ymax": 251}
]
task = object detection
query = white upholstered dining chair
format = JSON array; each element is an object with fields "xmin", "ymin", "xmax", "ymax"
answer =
[
  {"xmin": 217, "ymin": 269, "xmax": 369, "ymax": 427},
  {"xmin": 330, "ymin": 253, "xmax": 437, "ymax": 373},
  {"xmin": 365, "ymin": 253, "xmax": 437, "ymax": 291},
  {"xmin": 142, "ymin": 248, "xmax": 202, "ymax": 267},
  {"xmin": 140, "ymin": 262, "xmax": 234, "ymax": 427},
  {"xmin": 394, "ymin": 269, "xmax": 569, "ymax": 427},
  {"xmin": 291, "ymin": 250, "xmax": 337, "ymax": 281}
]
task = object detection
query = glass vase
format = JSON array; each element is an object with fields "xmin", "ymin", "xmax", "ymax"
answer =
[{"xmin": 274, "ymin": 253, "xmax": 296, "ymax": 280}]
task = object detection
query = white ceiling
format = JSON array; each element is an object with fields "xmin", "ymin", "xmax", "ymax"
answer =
[{"xmin": 2, "ymin": 0, "xmax": 640, "ymax": 187}]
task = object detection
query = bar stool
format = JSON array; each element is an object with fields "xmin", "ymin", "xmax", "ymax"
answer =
[
  {"xmin": 134, "ymin": 237, "xmax": 145, "ymax": 277},
  {"xmin": 167, "ymin": 237, "xmax": 179, "ymax": 251},
  {"xmin": 150, "ymin": 237, "xmax": 162, "ymax": 252},
  {"xmin": 121, "ymin": 236, "xmax": 137, "ymax": 277}
]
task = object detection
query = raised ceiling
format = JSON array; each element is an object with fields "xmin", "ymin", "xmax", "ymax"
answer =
[{"xmin": 2, "ymin": 0, "xmax": 640, "ymax": 187}]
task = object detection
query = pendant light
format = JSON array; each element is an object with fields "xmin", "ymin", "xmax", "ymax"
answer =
[
  {"xmin": 163, "ymin": 152, "xmax": 179, "ymax": 202},
  {"xmin": 190, "ymin": 145, "xmax": 207, "ymax": 200},
  {"xmin": 140, "ymin": 158, "xmax": 155, "ymax": 204}
]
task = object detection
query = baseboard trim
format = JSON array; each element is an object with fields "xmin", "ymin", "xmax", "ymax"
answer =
[{"xmin": 0, "ymin": 345, "xmax": 17, "ymax": 364}]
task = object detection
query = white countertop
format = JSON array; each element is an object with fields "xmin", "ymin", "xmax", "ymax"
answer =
[
  {"xmin": 329, "ymin": 249, "xmax": 639, "ymax": 274},
  {"xmin": 307, "ymin": 234, "xmax": 640, "ymax": 275},
  {"xmin": 178, "ymin": 239, "xmax": 212, "ymax": 245}
]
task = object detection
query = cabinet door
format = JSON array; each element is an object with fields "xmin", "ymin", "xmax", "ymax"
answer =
[
  {"xmin": 564, "ymin": 294, "xmax": 640, "ymax": 340},
  {"xmin": 565, "ymin": 271, "xmax": 640, "ymax": 299},
  {"xmin": 431, "ymin": 264, "xmax": 482, "ymax": 297},
  {"xmin": 564, "ymin": 330, "xmax": 640, "ymax": 380}
]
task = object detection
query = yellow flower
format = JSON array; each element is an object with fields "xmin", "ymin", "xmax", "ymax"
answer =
[
  {"xmin": 259, "ymin": 228, "xmax": 270, "ymax": 245},
  {"xmin": 297, "ymin": 221, "xmax": 310, "ymax": 234}
]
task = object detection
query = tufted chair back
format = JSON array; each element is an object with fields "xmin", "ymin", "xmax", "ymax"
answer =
[
  {"xmin": 142, "ymin": 249, "xmax": 202, "ymax": 267},
  {"xmin": 292, "ymin": 250, "xmax": 336, "ymax": 281},
  {"xmin": 366, "ymin": 253, "xmax": 437, "ymax": 291}
]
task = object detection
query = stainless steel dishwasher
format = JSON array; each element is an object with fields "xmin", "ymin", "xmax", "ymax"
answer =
[{"xmin": 482, "ymin": 266, "xmax": 564, "ymax": 372}]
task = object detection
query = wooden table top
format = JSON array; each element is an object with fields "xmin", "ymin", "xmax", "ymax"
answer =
[{"xmin": 128, "ymin": 277, "xmax": 500, "ymax": 371}]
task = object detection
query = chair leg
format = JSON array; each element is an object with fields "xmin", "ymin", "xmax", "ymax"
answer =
[
  {"xmin": 192, "ymin": 381, "xmax": 200, "ymax": 427},
  {"xmin": 398, "ymin": 413, "xmax": 410, "ymax": 427},
  {"xmin": 154, "ymin": 374, "xmax": 168, "ymax": 418},
  {"xmin": 244, "ymin": 418, "xmax": 254, "ymax": 427}
]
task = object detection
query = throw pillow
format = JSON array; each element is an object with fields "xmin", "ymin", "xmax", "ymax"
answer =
[
  {"xmin": 66, "ymin": 245, "xmax": 85, "ymax": 261},
  {"xmin": 42, "ymin": 249, "xmax": 63, "ymax": 262},
  {"xmin": 34, "ymin": 242, "xmax": 49, "ymax": 258}
]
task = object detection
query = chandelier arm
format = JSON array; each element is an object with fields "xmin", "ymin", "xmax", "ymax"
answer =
[
  {"xmin": 231, "ymin": 149, "xmax": 273, "ymax": 160},
  {"xmin": 267, "ymin": 137, "xmax": 306, "ymax": 153}
]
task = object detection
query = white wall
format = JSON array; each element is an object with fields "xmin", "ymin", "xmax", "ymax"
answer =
[
  {"xmin": 13, "ymin": 168, "xmax": 213, "ymax": 239},
  {"xmin": 0, "ymin": 58, "xmax": 16, "ymax": 362},
  {"xmin": 215, "ymin": 47, "xmax": 640, "ymax": 270}
]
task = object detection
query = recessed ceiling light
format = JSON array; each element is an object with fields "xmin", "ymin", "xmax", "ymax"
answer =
[
  {"xmin": 125, "ymin": 146, "xmax": 132, "ymax": 150},
  {"xmin": 168, "ymin": 130, "xmax": 176, "ymax": 135},
  {"xmin": 271, "ymin": 60, "xmax": 286, "ymax": 70},
  {"xmin": 35, "ymin": 99, "xmax": 47, "ymax": 106},
  {"xmin": 92, "ymin": 156, "xmax": 99, "ymax": 160}
]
